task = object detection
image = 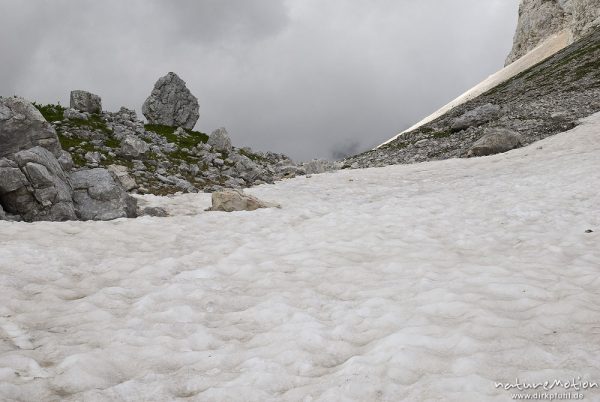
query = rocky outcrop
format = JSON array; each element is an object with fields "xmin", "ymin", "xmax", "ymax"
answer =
[
  {"xmin": 207, "ymin": 189, "xmax": 280, "ymax": 212},
  {"xmin": 142, "ymin": 72, "xmax": 200, "ymax": 129},
  {"xmin": 506, "ymin": 0, "xmax": 600, "ymax": 65},
  {"xmin": 467, "ymin": 128, "xmax": 522, "ymax": 157},
  {"xmin": 70, "ymin": 90, "xmax": 102, "ymax": 114},
  {"xmin": 0, "ymin": 97, "xmax": 137, "ymax": 222},
  {"xmin": 0, "ymin": 96, "xmax": 62, "ymax": 158}
]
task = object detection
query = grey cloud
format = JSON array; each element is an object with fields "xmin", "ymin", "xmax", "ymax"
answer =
[{"xmin": 0, "ymin": 0, "xmax": 520, "ymax": 160}]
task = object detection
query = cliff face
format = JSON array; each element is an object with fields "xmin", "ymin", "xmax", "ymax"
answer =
[{"xmin": 506, "ymin": 0, "xmax": 600, "ymax": 65}]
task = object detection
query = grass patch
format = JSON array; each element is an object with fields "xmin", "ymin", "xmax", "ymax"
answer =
[
  {"xmin": 105, "ymin": 137, "xmax": 121, "ymax": 148},
  {"xmin": 144, "ymin": 124, "xmax": 208, "ymax": 148},
  {"xmin": 69, "ymin": 114, "xmax": 112, "ymax": 134},
  {"xmin": 33, "ymin": 103, "xmax": 65, "ymax": 122}
]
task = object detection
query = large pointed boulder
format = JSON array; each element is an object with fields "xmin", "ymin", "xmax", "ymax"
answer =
[{"xmin": 142, "ymin": 72, "xmax": 199, "ymax": 129}]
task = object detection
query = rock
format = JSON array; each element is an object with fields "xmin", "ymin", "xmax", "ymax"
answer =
[
  {"xmin": 450, "ymin": 103, "xmax": 501, "ymax": 132},
  {"xmin": 301, "ymin": 159, "xmax": 341, "ymax": 175},
  {"xmin": 207, "ymin": 127, "xmax": 232, "ymax": 153},
  {"xmin": 141, "ymin": 206, "xmax": 168, "ymax": 217},
  {"xmin": 0, "ymin": 96, "xmax": 62, "ymax": 158},
  {"xmin": 228, "ymin": 152, "xmax": 264, "ymax": 183},
  {"xmin": 84, "ymin": 151, "xmax": 102, "ymax": 164},
  {"xmin": 142, "ymin": 72, "xmax": 199, "ymax": 129},
  {"xmin": 58, "ymin": 151, "xmax": 74, "ymax": 171},
  {"xmin": 70, "ymin": 90, "xmax": 102, "ymax": 114},
  {"xmin": 467, "ymin": 128, "xmax": 523, "ymax": 157},
  {"xmin": 120, "ymin": 135, "xmax": 149, "ymax": 158},
  {"xmin": 0, "ymin": 147, "xmax": 77, "ymax": 222},
  {"xmin": 70, "ymin": 168, "xmax": 137, "ymax": 221},
  {"xmin": 107, "ymin": 164, "xmax": 138, "ymax": 191},
  {"xmin": 63, "ymin": 108, "xmax": 88, "ymax": 120},
  {"xmin": 506, "ymin": 0, "xmax": 600, "ymax": 65},
  {"xmin": 207, "ymin": 189, "xmax": 280, "ymax": 212}
]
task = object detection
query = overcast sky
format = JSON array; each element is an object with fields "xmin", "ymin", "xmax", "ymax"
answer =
[{"xmin": 0, "ymin": 0, "xmax": 519, "ymax": 160}]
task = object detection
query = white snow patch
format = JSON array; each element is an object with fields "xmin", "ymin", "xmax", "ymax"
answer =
[
  {"xmin": 378, "ymin": 31, "xmax": 571, "ymax": 148},
  {"xmin": 1, "ymin": 113, "xmax": 599, "ymax": 401}
]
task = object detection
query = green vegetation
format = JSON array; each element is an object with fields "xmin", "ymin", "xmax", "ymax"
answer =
[
  {"xmin": 33, "ymin": 103, "xmax": 65, "ymax": 122},
  {"xmin": 144, "ymin": 124, "xmax": 208, "ymax": 148},
  {"xmin": 69, "ymin": 114, "xmax": 112, "ymax": 134}
]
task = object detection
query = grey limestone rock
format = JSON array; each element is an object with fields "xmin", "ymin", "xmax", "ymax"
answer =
[
  {"xmin": 70, "ymin": 168, "xmax": 137, "ymax": 221},
  {"xmin": 0, "ymin": 147, "xmax": 77, "ymax": 222},
  {"xmin": 207, "ymin": 189, "xmax": 280, "ymax": 212},
  {"xmin": 207, "ymin": 127, "xmax": 232, "ymax": 153},
  {"xmin": 467, "ymin": 128, "xmax": 523, "ymax": 157},
  {"xmin": 0, "ymin": 96, "xmax": 62, "ymax": 158},
  {"xmin": 451, "ymin": 103, "xmax": 501, "ymax": 132},
  {"xmin": 70, "ymin": 90, "xmax": 102, "ymax": 114},
  {"xmin": 506, "ymin": 0, "xmax": 600, "ymax": 65},
  {"xmin": 142, "ymin": 72, "xmax": 199, "ymax": 129},
  {"xmin": 107, "ymin": 164, "xmax": 138, "ymax": 192},
  {"xmin": 120, "ymin": 135, "xmax": 149, "ymax": 158}
]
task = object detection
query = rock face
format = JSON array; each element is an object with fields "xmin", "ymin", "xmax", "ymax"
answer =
[
  {"xmin": 208, "ymin": 189, "xmax": 280, "ymax": 212},
  {"xmin": 467, "ymin": 128, "xmax": 522, "ymax": 157},
  {"xmin": 71, "ymin": 169, "xmax": 137, "ymax": 221},
  {"xmin": 0, "ymin": 147, "xmax": 77, "ymax": 221},
  {"xmin": 0, "ymin": 96, "xmax": 62, "ymax": 158},
  {"xmin": 70, "ymin": 90, "xmax": 102, "ymax": 114},
  {"xmin": 142, "ymin": 72, "xmax": 199, "ymax": 129},
  {"xmin": 506, "ymin": 0, "xmax": 600, "ymax": 65},
  {"xmin": 208, "ymin": 127, "xmax": 232, "ymax": 153}
]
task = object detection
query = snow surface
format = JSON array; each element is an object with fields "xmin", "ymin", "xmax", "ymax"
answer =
[
  {"xmin": 1, "ymin": 113, "xmax": 600, "ymax": 401},
  {"xmin": 378, "ymin": 31, "xmax": 571, "ymax": 148}
]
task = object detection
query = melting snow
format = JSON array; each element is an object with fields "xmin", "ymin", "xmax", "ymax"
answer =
[{"xmin": 1, "ymin": 113, "xmax": 599, "ymax": 401}]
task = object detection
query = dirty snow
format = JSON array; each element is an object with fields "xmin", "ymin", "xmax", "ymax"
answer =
[{"xmin": 1, "ymin": 113, "xmax": 599, "ymax": 401}]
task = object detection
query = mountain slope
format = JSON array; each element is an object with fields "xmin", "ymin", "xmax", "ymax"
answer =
[{"xmin": 346, "ymin": 27, "xmax": 600, "ymax": 169}]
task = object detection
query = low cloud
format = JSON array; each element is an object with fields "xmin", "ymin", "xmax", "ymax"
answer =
[{"xmin": 0, "ymin": 0, "xmax": 519, "ymax": 160}]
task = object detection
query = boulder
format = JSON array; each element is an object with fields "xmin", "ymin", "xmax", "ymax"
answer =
[
  {"xmin": 467, "ymin": 128, "xmax": 523, "ymax": 157},
  {"xmin": 107, "ymin": 164, "xmax": 138, "ymax": 191},
  {"xmin": 70, "ymin": 90, "xmax": 102, "ymax": 114},
  {"xmin": 142, "ymin": 72, "xmax": 199, "ymax": 129},
  {"xmin": 140, "ymin": 206, "xmax": 168, "ymax": 217},
  {"xmin": 63, "ymin": 108, "xmax": 88, "ymax": 120},
  {"xmin": 0, "ymin": 147, "xmax": 77, "ymax": 222},
  {"xmin": 0, "ymin": 96, "xmax": 62, "ymax": 158},
  {"xmin": 120, "ymin": 135, "xmax": 149, "ymax": 158},
  {"xmin": 451, "ymin": 103, "xmax": 501, "ymax": 132},
  {"xmin": 207, "ymin": 189, "xmax": 280, "ymax": 212},
  {"xmin": 70, "ymin": 168, "xmax": 137, "ymax": 221},
  {"xmin": 207, "ymin": 127, "xmax": 232, "ymax": 153}
]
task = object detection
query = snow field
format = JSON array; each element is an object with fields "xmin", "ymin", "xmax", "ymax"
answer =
[{"xmin": 0, "ymin": 113, "xmax": 599, "ymax": 401}]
